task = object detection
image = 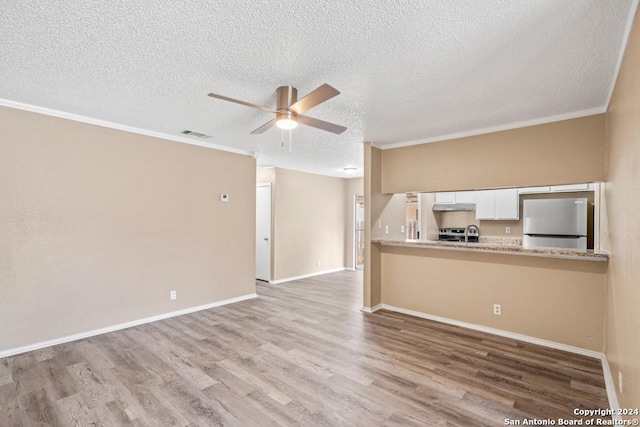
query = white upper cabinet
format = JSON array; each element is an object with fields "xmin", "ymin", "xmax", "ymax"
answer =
[
  {"xmin": 475, "ymin": 190, "xmax": 495, "ymax": 220},
  {"xmin": 549, "ymin": 184, "xmax": 590, "ymax": 192},
  {"xmin": 519, "ymin": 183, "xmax": 592, "ymax": 194},
  {"xmin": 475, "ymin": 189, "xmax": 519, "ymax": 220},
  {"xmin": 494, "ymin": 189, "xmax": 519, "ymax": 220},
  {"xmin": 432, "ymin": 184, "xmax": 593, "ymax": 222},
  {"xmin": 435, "ymin": 191, "xmax": 475, "ymax": 204},
  {"xmin": 435, "ymin": 192, "xmax": 456, "ymax": 204},
  {"xmin": 455, "ymin": 191, "xmax": 475, "ymax": 203},
  {"xmin": 518, "ymin": 186, "xmax": 550, "ymax": 194}
]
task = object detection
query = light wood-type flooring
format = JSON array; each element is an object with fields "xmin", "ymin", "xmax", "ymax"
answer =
[{"xmin": 1, "ymin": 271, "xmax": 609, "ymax": 426}]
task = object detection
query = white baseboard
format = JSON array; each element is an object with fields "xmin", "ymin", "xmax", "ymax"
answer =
[
  {"xmin": 269, "ymin": 267, "xmax": 349, "ymax": 284},
  {"xmin": 373, "ymin": 304, "xmax": 623, "ymax": 417},
  {"xmin": 0, "ymin": 293, "xmax": 258, "ymax": 358},
  {"xmin": 360, "ymin": 304, "xmax": 382, "ymax": 314},
  {"xmin": 600, "ymin": 355, "xmax": 622, "ymax": 422},
  {"xmin": 379, "ymin": 304, "xmax": 603, "ymax": 359}
]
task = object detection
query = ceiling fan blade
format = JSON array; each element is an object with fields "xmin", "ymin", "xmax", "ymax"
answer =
[
  {"xmin": 208, "ymin": 93, "xmax": 278, "ymax": 114},
  {"xmin": 289, "ymin": 84, "xmax": 340, "ymax": 115},
  {"xmin": 250, "ymin": 118, "xmax": 277, "ymax": 134},
  {"xmin": 297, "ymin": 115, "xmax": 347, "ymax": 134}
]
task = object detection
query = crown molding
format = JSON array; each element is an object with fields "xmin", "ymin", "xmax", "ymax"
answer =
[
  {"xmin": 374, "ymin": 107, "xmax": 606, "ymax": 150},
  {"xmin": 0, "ymin": 98, "xmax": 254, "ymax": 157},
  {"xmin": 605, "ymin": 0, "xmax": 640, "ymax": 110}
]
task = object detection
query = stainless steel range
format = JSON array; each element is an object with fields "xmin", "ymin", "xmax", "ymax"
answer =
[{"xmin": 438, "ymin": 227, "xmax": 479, "ymax": 243}]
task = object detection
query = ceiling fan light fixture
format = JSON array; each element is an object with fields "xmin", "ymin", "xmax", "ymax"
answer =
[{"xmin": 276, "ymin": 112, "xmax": 297, "ymax": 130}]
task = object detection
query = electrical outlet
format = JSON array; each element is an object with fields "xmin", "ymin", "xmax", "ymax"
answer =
[
  {"xmin": 317, "ymin": 259, "xmax": 321, "ymax": 266},
  {"xmin": 493, "ymin": 304, "xmax": 501, "ymax": 315},
  {"xmin": 170, "ymin": 290, "xmax": 177, "ymax": 300},
  {"xmin": 619, "ymin": 371, "xmax": 623, "ymax": 394},
  {"xmin": 400, "ymin": 225, "xmax": 405, "ymax": 233},
  {"xmin": 385, "ymin": 225, "xmax": 389, "ymax": 234},
  {"xmin": 505, "ymin": 227, "xmax": 511, "ymax": 234}
]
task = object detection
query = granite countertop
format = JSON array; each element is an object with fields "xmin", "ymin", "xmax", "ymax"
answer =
[{"xmin": 371, "ymin": 238, "xmax": 609, "ymax": 262}]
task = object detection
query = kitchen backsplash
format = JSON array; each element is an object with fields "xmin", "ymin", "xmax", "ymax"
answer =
[
  {"xmin": 437, "ymin": 211, "xmax": 478, "ymax": 228},
  {"xmin": 479, "ymin": 219, "xmax": 522, "ymax": 237}
]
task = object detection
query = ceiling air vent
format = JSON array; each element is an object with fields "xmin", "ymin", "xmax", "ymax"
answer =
[{"xmin": 180, "ymin": 129, "xmax": 212, "ymax": 139}]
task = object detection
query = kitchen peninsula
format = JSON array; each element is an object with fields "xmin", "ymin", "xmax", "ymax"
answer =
[{"xmin": 363, "ymin": 114, "xmax": 609, "ymax": 354}]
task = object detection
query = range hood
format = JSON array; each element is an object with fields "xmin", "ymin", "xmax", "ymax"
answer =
[{"xmin": 432, "ymin": 203, "xmax": 476, "ymax": 212}]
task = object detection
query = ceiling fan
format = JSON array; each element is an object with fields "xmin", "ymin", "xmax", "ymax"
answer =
[{"xmin": 208, "ymin": 84, "xmax": 347, "ymax": 135}]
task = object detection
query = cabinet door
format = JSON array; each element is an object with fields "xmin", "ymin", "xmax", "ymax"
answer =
[
  {"xmin": 475, "ymin": 190, "xmax": 495, "ymax": 220},
  {"xmin": 455, "ymin": 191, "xmax": 475, "ymax": 203},
  {"xmin": 494, "ymin": 188, "xmax": 519, "ymax": 220},
  {"xmin": 518, "ymin": 186, "xmax": 550, "ymax": 194},
  {"xmin": 549, "ymin": 184, "xmax": 589, "ymax": 192},
  {"xmin": 435, "ymin": 192, "xmax": 455, "ymax": 204}
]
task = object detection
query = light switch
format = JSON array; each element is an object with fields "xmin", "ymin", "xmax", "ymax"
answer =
[
  {"xmin": 400, "ymin": 225, "xmax": 405, "ymax": 233},
  {"xmin": 385, "ymin": 225, "xmax": 389, "ymax": 234}
]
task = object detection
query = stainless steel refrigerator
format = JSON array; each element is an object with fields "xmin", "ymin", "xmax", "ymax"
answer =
[{"xmin": 522, "ymin": 198, "xmax": 587, "ymax": 250}]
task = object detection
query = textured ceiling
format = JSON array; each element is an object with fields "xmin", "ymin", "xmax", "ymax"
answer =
[{"xmin": 0, "ymin": 0, "xmax": 636, "ymax": 177}]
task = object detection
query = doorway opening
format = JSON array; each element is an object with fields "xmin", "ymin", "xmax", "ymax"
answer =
[{"xmin": 406, "ymin": 192, "xmax": 421, "ymax": 240}]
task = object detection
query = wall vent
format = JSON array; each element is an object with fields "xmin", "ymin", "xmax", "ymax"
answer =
[{"xmin": 180, "ymin": 129, "xmax": 212, "ymax": 139}]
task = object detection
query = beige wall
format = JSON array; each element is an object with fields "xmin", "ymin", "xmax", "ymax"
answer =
[
  {"xmin": 382, "ymin": 114, "xmax": 607, "ymax": 194},
  {"xmin": 380, "ymin": 246, "xmax": 606, "ymax": 351},
  {"xmin": 603, "ymin": 9, "xmax": 640, "ymax": 409},
  {"xmin": 269, "ymin": 168, "xmax": 347, "ymax": 281},
  {"xmin": 363, "ymin": 144, "xmax": 373, "ymax": 308},
  {"xmin": 371, "ymin": 193, "xmax": 406, "ymax": 241},
  {"xmin": 0, "ymin": 106, "xmax": 256, "ymax": 352},
  {"xmin": 363, "ymin": 143, "xmax": 382, "ymax": 308}
]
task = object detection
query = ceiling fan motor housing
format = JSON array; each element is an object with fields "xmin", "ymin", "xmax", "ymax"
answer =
[
  {"xmin": 276, "ymin": 111, "xmax": 297, "ymax": 122},
  {"xmin": 276, "ymin": 86, "xmax": 297, "ymax": 112},
  {"xmin": 276, "ymin": 86, "xmax": 298, "ymax": 127}
]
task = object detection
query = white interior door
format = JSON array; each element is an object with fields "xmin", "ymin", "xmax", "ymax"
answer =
[{"xmin": 256, "ymin": 185, "xmax": 271, "ymax": 281}]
